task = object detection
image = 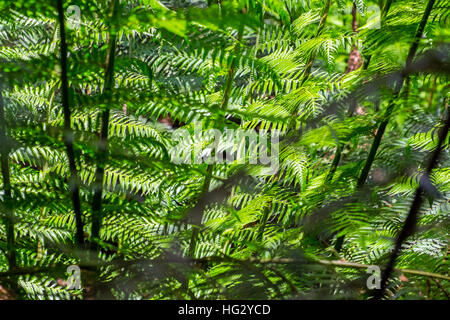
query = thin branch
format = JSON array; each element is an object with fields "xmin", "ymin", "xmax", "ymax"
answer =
[
  {"xmin": 318, "ymin": 259, "xmax": 450, "ymax": 282},
  {"xmin": 3, "ymin": 256, "xmax": 448, "ymax": 283}
]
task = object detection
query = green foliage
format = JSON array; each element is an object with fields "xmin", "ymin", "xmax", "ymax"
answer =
[{"xmin": 0, "ymin": 0, "xmax": 448, "ymax": 300}]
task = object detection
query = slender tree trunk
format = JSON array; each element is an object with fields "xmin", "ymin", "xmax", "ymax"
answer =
[
  {"xmin": 188, "ymin": 27, "xmax": 244, "ymax": 257},
  {"xmin": 359, "ymin": 1, "xmax": 395, "ymax": 75},
  {"xmin": 257, "ymin": 202, "xmax": 271, "ymax": 242},
  {"xmin": 220, "ymin": 27, "xmax": 243, "ymax": 111},
  {"xmin": 188, "ymin": 165, "xmax": 214, "ymax": 257},
  {"xmin": 427, "ymin": 75, "xmax": 437, "ymax": 110},
  {"xmin": 347, "ymin": 2, "xmax": 363, "ymax": 116},
  {"xmin": 90, "ymin": 0, "xmax": 118, "ymax": 251},
  {"xmin": 334, "ymin": 0, "xmax": 436, "ymax": 253},
  {"xmin": 0, "ymin": 83, "xmax": 15, "ymax": 271},
  {"xmin": 328, "ymin": 2, "xmax": 360, "ymax": 180},
  {"xmin": 362, "ymin": 1, "xmax": 394, "ymax": 71},
  {"xmin": 357, "ymin": 0, "xmax": 436, "ymax": 188},
  {"xmin": 374, "ymin": 103, "xmax": 450, "ymax": 299},
  {"xmin": 56, "ymin": 0, "xmax": 85, "ymax": 247},
  {"xmin": 246, "ymin": 3, "xmax": 264, "ymax": 105},
  {"xmin": 326, "ymin": 144, "xmax": 342, "ymax": 182},
  {"xmin": 382, "ymin": 0, "xmax": 393, "ymax": 20},
  {"xmin": 301, "ymin": 0, "xmax": 332, "ymax": 84}
]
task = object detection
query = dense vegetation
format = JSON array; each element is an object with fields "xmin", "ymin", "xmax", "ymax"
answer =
[{"xmin": 0, "ymin": 0, "xmax": 449, "ymax": 300}]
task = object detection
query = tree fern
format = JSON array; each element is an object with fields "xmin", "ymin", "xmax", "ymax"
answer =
[{"xmin": 0, "ymin": 0, "xmax": 448, "ymax": 300}]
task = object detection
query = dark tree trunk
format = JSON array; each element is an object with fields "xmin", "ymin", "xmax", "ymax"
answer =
[
  {"xmin": 357, "ymin": 0, "xmax": 436, "ymax": 188},
  {"xmin": 90, "ymin": 0, "xmax": 118, "ymax": 251},
  {"xmin": 56, "ymin": 0, "xmax": 85, "ymax": 247},
  {"xmin": 374, "ymin": 101, "xmax": 449, "ymax": 299},
  {"xmin": 0, "ymin": 83, "xmax": 16, "ymax": 271}
]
